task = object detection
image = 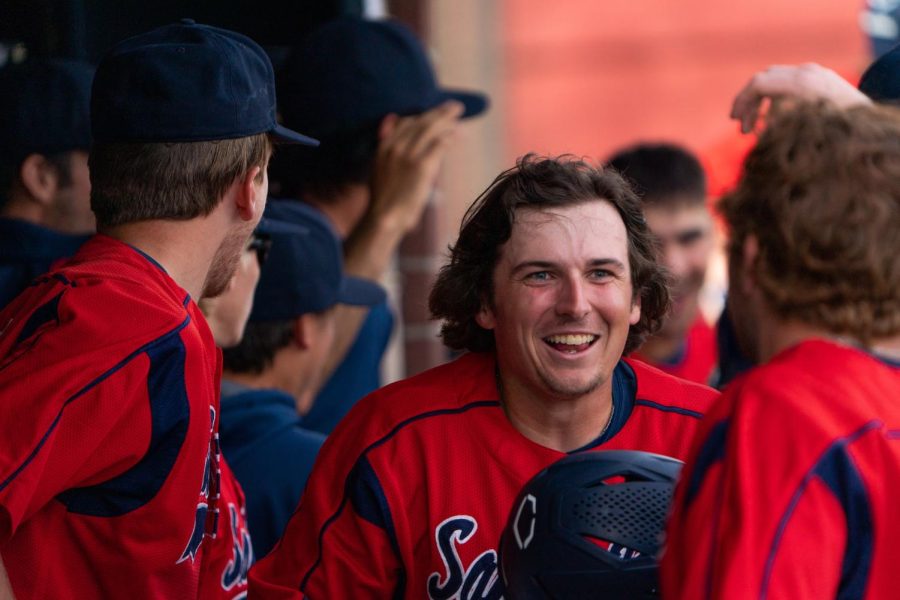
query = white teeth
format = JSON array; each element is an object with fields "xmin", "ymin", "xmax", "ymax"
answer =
[{"xmin": 544, "ymin": 334, "xmax": 596, "ymax": 345}]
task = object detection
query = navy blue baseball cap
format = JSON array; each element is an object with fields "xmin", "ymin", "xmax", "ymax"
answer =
[
  {"xmin": 91, "ymin": 19, "xmax": 318, "ymax": 145},
  {"xmin": 859, "ymin": 44, "xmax": 900, "ymax": 102},
  {"xmin": 250, "ymin": 201, "xmax": 385, "ymax": 321},
  {"xmin": 0, "ymin": 59, "xmax": 93, "ymax": 165},
  {"xmin": 278, "ymin": 16, "xmax": 489, "ymax": 138}
]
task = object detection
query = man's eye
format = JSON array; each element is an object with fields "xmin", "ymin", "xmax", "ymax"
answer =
[
  {"xmin": 526, "ymin": 271, "xmax": 551, "ymax": 281},
  {"xmin": 590, "ymin": 269, "xmax": 612, "ymax": 280},
  {"xmin": 676, "ymin": 230, "xmax": 705, "ymax": 246}
]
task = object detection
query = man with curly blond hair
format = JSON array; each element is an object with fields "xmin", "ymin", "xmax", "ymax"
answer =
[{"xmin": 662, "ymin": 102, "xmax": 900, "ymax": 599}]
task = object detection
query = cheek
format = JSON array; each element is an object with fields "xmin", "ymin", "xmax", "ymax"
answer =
[
  {"xmin": 324, "ymin": 320, "xmax": 337, "ymax": 347},
  {"xmin": 688, "ymin": 243, "xmax": 713, "ymax": 273}
]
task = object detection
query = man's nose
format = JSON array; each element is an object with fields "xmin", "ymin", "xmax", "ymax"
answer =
[{"xmin": 555, "ymin": 276, "xmax": 591, "ymax": 318}]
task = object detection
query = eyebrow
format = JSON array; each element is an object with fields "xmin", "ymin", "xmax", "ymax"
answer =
[
  {"xmin": 674, "ymin": 227, "xmax": 708, "ymax": 242},
  {"xmin": 510, "ymin": 258, "xmax": 626, "ymax": 275}
]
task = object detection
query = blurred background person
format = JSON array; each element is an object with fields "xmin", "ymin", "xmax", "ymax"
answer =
[
  {"xmin": 0, "ymin": 58, "xmax": 94, "ymax": 308},
  {"xmin": 199, "ymin": 226, "xmax": 269, "ymax": 349},
  {"xmin": 268, "ymin": 16, "xmax": 488, "ymax": 434},
  {"xmin": 607, "ymin": 143, "xmax": 717, "ymax": 385},
  {"xmin": 219, "ymin": 204, "xmax": 385, "ymax": 560}
]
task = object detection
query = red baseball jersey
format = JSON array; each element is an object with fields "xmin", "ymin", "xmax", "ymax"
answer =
[
  {"xmin": 0, "ymin": 235, "xmax": 251, "ymax": 599},
  {"xmin": 662, "ymin": 339, "xmax": 900, "ymax": 599},
  {"xmin": 249, "ymin": 351, "xmax": 718, "ymax": 598},
  {"xmin": 633, "ymin": 314, "xmax": 718, "ymax": 385}
]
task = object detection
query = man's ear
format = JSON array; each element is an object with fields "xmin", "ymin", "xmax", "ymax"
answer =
[
  {"xmin": 475, "ymin": 299, "xmax": 496, "ymax": 330},
  {"xmin": 629, "ymin": 296, "xmax": 642, "ymax": 327},
  {"xmin": 234, "ymin": 165, "xmax": 264, "ymax": 222},
  {"xmin": 18, "ymin": 154, "xmax": 60, "ymax": 207},
  {"xmin": 378, "ymin": 113, "xmax": 399, "ymax": 141},
  {"xmin": 292, "ymin": 314, "xmax": 311, "ymax": 350}
]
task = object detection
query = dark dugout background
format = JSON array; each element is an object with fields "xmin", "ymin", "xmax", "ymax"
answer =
[{"xmin": 0, "ymin": 0, "xmax": 364, "ymax": 65}]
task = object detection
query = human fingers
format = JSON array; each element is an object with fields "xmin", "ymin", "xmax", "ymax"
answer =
[{"xmin": 405, "ymin": 101, "xmax": 464, "ymax": 157}]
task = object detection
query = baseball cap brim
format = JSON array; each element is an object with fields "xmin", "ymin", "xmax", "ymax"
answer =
[
  {"xmin": 272, "ymin": 122, "xmax": 320, "ymax": 146},
  {"xmin": 339, "ymin": 276, "xmax": 386, "ymax": 307},
  {"xmin": 439, "ymin": 88, "xmax": 489, "ymax": 119}
]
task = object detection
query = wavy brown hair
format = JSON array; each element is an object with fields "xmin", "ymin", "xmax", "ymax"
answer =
[
  {"xmin": 721, "ymin": 101, "xmax": 900, "ymax": 342},
  {"xmin": 429, "ymin": 154, "xmax": 670, "ymax": 355}
]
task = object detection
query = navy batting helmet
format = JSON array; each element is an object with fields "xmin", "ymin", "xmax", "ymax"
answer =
[{"xmin": 499, "ymin": 450, "xmax": 682, "ymax": 599}]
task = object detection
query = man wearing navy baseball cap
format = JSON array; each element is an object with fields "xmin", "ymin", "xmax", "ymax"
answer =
[
  {"xmin": 219, "ymin": 203, "xmax": 384, "ymax": 559},
  {"xmin": 270, "ymin": 16, "xmax": 490, "ymax": 437},
  {"xmin": 0, "ymin": 59, "xmax": 95, "ymax": 309},
  {"xmin": 0, "ymin": 20, "xmax": 316, "ymax": 599}
]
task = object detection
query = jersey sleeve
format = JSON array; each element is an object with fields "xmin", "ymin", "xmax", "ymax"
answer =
[
  {"xmin": 661, "ymin": 380, "xmax": 847, "ymax": 599},
  {"xmin": 248, "ymin": 416, "xmax": 403, "ymax": 598},
  {"xmin": 0, "ymin": 351, "xmax": 152, "ymax": 542},
  {"xmin": 0, "ymin": 280, "xmax": 186, "ymax": 543}
]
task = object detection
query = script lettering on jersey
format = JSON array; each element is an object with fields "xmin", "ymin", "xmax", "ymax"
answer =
[
  {"xmin": 427, "ymin": 515, "xmax": 503, "ymax": 600},
  {"xmin": 178, "ymin": 406, "xmax": 220, "ymax": 564},
  {"xmin": 221, "ymin": 503, "xmax": 253, "ymax": 591}
]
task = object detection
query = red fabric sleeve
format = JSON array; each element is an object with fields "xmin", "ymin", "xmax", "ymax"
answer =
[
  {"xmin": 0, "ymin": 354, "xmax": 152, "ymax": 542},
  {"xmin": 662, "ymin": 381, "xmax": 846, "ymax": 599},
  {"xmin": 249, "ymin": 412, "xmax": 402, "ymax": 597}
]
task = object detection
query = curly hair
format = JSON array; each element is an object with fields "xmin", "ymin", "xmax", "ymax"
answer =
[
  {"xmin": 429, "ymin": 154, "xmax": 670, "ymax": 355},
  {"xmin": 721, "ymin": 101, "xmax": 900, "ymax": 342}
]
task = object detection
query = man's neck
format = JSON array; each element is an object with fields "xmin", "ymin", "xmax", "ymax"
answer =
[
  {"xmin": 498, "ymin": 373, "xmax": 615, "ymax": 453},
  {"xmin": 100, "ymin": 218, "xmax": 226, "ymax": 301},
  {"xmin": 761, "ymin": 317, "xmax": 900, "ymax": 363},
  {"xmin": 637, "ymin": 332, "xmax": 685, "ymax": 364},
  {"xmin": 304, "ymin": 185, "xmax": 369, "ymax": 240},
  {"xmin": 0, "ymin": 196, "xmax": 44, "ymax": 226},
  {"xmin": 223, "ymin": 349, "xmax": 313, "ymax": 415}
]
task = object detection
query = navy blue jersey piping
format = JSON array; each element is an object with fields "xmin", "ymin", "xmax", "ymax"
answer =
[
  {"xmin": 14, "ymin": 292, "xmax": 63, "ymax": 347},
  {"xmin": 634, "ymin": 399, "xmax": 704, "ymax": 419},
  {"xmin": 57, "ymin": 323, "xmax": 194, "ymax": 515},
  {"xmin": 299, "ymin": 399, "xmax": 501, "ymax": 593},
  {"xmin": 683, "ymin": 418, "xmax": 730, "ymax": 509},
  {"xmin": 127, "ymin": 243, "xmax": 168, "ymax": 274},
  {"xmin": 0, "ymin": 314, "xmax": 192, "ymax": 494},
  {"xmin": 760, "ymin": 420, "xmax": 881, "ymax": 600}
]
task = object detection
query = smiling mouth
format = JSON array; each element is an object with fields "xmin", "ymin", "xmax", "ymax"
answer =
[{"xmin": 543, "ymin": 334, "xmax": 598, "ymax": 354}]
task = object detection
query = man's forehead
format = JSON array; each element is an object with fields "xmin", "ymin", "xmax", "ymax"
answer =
[
  {"xmin": 644, "ymin": 203, "xmax": 710, "ymax": 231},
  {"xmin": 511, "ymin": 200, "xmax": 625, "ymax": 228},
  {"xmin": 644, "ymin": 201, "xmax": 709, "ymax": 222},
  {"xmin": 500, "ymin": 200, "xmax": 630, "ymax": 261}
]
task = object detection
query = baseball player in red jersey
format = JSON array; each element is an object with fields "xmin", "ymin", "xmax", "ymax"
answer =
[
  {"xmin": 249, "ymin": 155, "xmax": 718, "ymax": 598},
  {"xmin": 661, "ymin": 103, "xmax": 900, "ymax": 599},
  {"xmin": 0, "ymin": 20, "xmax": 317, "ymax": 599}
]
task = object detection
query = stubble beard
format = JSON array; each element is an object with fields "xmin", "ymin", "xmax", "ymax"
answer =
[
  {"xmin": 537, "ymin": 366, "xmax": 605, "ymax": 400},
  {"xmin": 202, "ymin": 223, "xmax": 254, "ymax": 299}
]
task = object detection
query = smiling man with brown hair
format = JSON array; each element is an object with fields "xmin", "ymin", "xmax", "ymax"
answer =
[{"xmin": 250, "ymin": 155, "xmax": 717, "ymax": 599}]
